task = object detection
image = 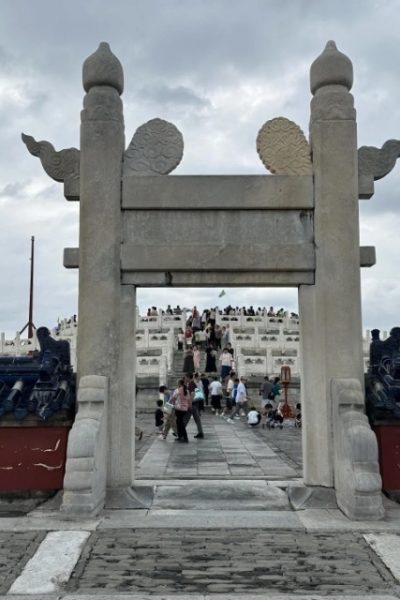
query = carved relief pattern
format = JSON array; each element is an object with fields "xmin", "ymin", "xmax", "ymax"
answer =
[
  {"xmin": 256, "ymin": 117, "xmax": 312, "ymax": 176},
  {"xmin": 124, "ymin": 118, "xmax": 184, "ymax": 176},
  {"xmin": 21, "ymin": 134, "xmax": 80, "ymax": 183},
  {"xmin": 81, "ymin": 88, "xmax": 123, "ymax": 123},
  {"xmin": 358, "ymin": 140, "xmax": 400, "ymax": 181}
]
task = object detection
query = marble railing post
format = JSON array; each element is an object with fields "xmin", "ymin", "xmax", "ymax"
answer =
[
  {"xmin": 77, "ymin": 43, "xmax": 127, "ymax": 487},
  {"xmin": 299, "ymin": 42, "xmax": 364, "ymax": 487}
]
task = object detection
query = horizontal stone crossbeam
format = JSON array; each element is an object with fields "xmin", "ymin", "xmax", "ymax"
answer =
[
  {"xmin": 64, "ymin": 245, "xmax": 376, "ymax": 273},
  {"xmin": 122, "ymin": 174, "xmax": 314, "ymax": 210}
]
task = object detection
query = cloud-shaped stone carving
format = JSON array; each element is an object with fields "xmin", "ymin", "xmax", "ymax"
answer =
[
  {"xmin": 21, "ymin": 133, "xmax": 80, "ymax": 201},
  {"xmin": 358, "ymin": 140, "xmax": 400, "ymax": 181},
  {"xmin": 123, "ymin": 118, "xmax": 184, "ymax": 176},
  {"xmin": 256, "ymin": 117, "xmax": 312, "ymax": 176}
]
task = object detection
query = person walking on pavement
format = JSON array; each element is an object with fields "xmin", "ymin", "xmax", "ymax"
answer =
[
  {"xmin": 172, "ymin": 379, "xmax": 192, "ymax": 443},
  {"xmin": 227, "ymin": 376, "xmax": 250, "ymax": 422},
  {"xmin": 183, "ymin": 372, "xmax": 204, "ymax": 439}
]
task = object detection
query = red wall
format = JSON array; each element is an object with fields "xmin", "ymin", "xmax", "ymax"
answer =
[
  {"xmin": 374, "ymin": 425, "xmax": 400, "ymax": 492},
  {"xmin": 0, "ymin": 427, "xmax": 70, "ymax": 490}
]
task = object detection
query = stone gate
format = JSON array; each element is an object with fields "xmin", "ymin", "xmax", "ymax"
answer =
[{"xmin": 23, "ymin": 40, "xmax": 400, "ymax": 519}]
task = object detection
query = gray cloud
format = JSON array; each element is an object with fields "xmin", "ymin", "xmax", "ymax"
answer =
[{"xmin": 0, "ymin": 0, "xmax": 400, "ymax": 337}]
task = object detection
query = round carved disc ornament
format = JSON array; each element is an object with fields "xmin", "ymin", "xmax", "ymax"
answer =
[
  {"xmin": 124, "ymin": 118, "xmax": 184, "ymax": 176},
  {"xmin": 256, "ymin": 117, "xmax": 312, "ymax": 176}
]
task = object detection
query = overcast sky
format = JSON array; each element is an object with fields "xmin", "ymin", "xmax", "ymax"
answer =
[{"xmin": 0, "ymin": 0, "xmax": 399, "ymax": 338}]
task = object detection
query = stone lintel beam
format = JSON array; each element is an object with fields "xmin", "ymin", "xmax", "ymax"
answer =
[
  {"xmin": 122, "ymin": 175, "xmax": 314, "ymax": 210},
  {"xmin": 122, "ymin": 271, "xmax": 315, "ymax": 287},
  {"xmin": 121, "ymin": 243, "xmax": 315, "ymax": 272},
  {"xmin": 64, "ymin": 245, "xmax": 376, "ymax": 271}
]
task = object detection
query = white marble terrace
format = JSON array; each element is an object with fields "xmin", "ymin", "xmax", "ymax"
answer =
[{"xmin": 0, "ymin": 309, "xmax": 385, "ymax": 382}]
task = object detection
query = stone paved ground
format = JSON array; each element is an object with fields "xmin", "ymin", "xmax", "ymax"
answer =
[
  {"xmin": 135, "ymin": 412, "xmax": 302, "ymax": 480},
  {"xmin": 69, "ymin": 529, "xmax": 397, "ymax": 595},
  {"xmin": 0, "ymin": 531, "xmax": 45, "ymax": 594}
]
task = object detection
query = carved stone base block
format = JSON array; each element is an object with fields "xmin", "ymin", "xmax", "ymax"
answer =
[
  {"xmin": 61, "ymin": 375, "xmax": 108, "ymax": 517},
  {"xmin": 332, "ymin": 378, "xmax": 385, "ymax": 521}
]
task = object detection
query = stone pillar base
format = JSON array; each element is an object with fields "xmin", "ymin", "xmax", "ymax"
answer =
[
  {"xmin": 105, "ymin": 486, "xmax": 154, "ymax": 509},
  {"xmin": 288, "ymin": 485, "xmax": 338, "ymax": 510}
]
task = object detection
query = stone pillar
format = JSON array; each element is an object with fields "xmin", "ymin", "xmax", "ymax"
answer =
[
  {"xmin": 77, "ymin": 42, "xmax": 126, "ymax": 486},
  {"xmin": 299, "ymin": 42, "xmax": 364, "ymax": 487},
  {"xmin": 117, "ymin": 285, "xmax": 136, "ymax": 485}
]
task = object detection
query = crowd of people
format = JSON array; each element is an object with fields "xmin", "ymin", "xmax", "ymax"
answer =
[
  {"xmin": 154, "ymin": 370, "xmax": 301, "ymax": 443},
  {"xmin": 147, "ymin": 305, "xmax": 301, "ymax": 444},
  {"xmin": 145, "ymin": 304, "xmax": 299, "ymax": 320}
]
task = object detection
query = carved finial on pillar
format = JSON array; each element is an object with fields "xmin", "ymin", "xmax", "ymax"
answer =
[
  {"xmin": 310, "ymin": 41, "xmax": 355, "ymax": 122},
  {"xmin": 310, "ymin": 40, "xmax": 353, "ymax": 95},
  {"xmin": 83, "ymin": 42, "xmax": 124, "ymax": 94}
]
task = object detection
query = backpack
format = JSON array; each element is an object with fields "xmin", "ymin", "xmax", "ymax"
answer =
[{"xmin": 194, "ymin": 387, "xmax": 205, "ymax": 402}]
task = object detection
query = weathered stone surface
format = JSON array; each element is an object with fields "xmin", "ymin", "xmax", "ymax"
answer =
[
  {"xmin": 256, "ymin": 117, "xmax": 312, "ymax": 175},
  {"xmin": 152, "ymin": 481, "xmax": 290, "ymax": 511},
  {"xmin": 61, "ymin": 375, "xmax": 108, "ymax": 516},
  {"xmin": 331, "ymin": 378, "xmax": 384, "ymax": 521},
  {"xmin": 122, "ymin": 173, "xmax": 314, "ymax": 209},
  {"xmin": 8, "ymin": 531, "xmax": 90, "ymax": 594},
  {"xmin": 358, "ymin": 140, "xmax": 400, "ymax": 198},
  {"xmin": 21, "ymin": 134, "xmax": 80, "ymax": 201},
  {"xmin": 0, "ymin": 532, "xmax": 44, "ymax": 595},
  {"xmin": 124, "ymin": 118, "xmax": 184, "ymax": 176},
  {"xmin": 300, "ymin": 42, "xmax": 363, "ymax": 489},
  {"xmin": 310, "ymin": 40, "xmax": 353, "ymax": 94},
  {"xmin": 288, "ymin": 485, "xmax": 338, "ymax": 510},
  {"xmin": 71, "ymin": 529, "xmax": 395, "ymax": 594},
  {"xmin": 82, "ymin": 41, "xmax": 123, "ymax": 93}
]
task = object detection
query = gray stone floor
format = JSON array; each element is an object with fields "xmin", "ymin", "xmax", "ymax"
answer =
[
  {"xmin": 1, "ymin": 412, "xmax": 400, "ymax": 598},
  {"xmin": 0, "ymin": 531, "xmax": 45, "ymax": 595},
  {"xmin": 135, "ymin": 411, "xmax": 301, "ymax": 480},
  {"xmin": 68, "ymin": 529, "xmax": 397, "ymax": 595}
]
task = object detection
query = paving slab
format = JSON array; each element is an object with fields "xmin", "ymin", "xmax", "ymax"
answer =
[
  {"xmin": 8, "ymin": 530, "xmax": 90, "ymax": 594},
  {"xmin": 1, "ymin": 595, "xmax": 398, "ymax": 600},
  {"xmin": 0, "ymin": 515, "xmax": 100, "ymax": 532},
  {"xmin": 68, "ymin": 529, "xmax": 397, "ymax": 595},
  {"xmin": 364, "ymin": 533, "xmax": 400, "ymax": 582},
  {"xmin": 298, "ymin": 508, "xmax": 400, "ymax": 532},
  {"xmin": 151, "ymin": 480, "xmax": 290, "ymax": 510},
  {"xmin": 99, "ymin": 509, "xmax": 304, "ymax": 529}
]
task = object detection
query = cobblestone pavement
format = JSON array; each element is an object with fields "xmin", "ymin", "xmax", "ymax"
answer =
[
  {"xmin": 70, "ymin": 529, "xmax": 397, "ymax": 595},
  {"xmin": 135, "ymin": 412, "xmax": 302, "ymax": 480},
  {"xmin": 0, "ymin": 531, "xmax": 45, "ymax": 594}
]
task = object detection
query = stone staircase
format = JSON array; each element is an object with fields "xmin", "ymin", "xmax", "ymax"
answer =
[{"xmin": 167, "ymin": 349, "xmax": 214, "ymax": 388}]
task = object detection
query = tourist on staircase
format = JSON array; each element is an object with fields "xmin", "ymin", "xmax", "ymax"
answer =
[
  {"xmin": 193, "ymin": 345, "xmax": 201, "ymax": 371},
  {"xmin": 205, "ymin": 343, "xmax": 217, "ymax": 374},
  {"xmin": 220, "ymin": 347, "xmax": 234, "ymax": 381},
  {"xmin": 183, "ymin": 347, "xmax": 194, "ymax": 373},
  {"xmin": 177, "ymin": 328, "xmax": 185, "ymax": 351}
]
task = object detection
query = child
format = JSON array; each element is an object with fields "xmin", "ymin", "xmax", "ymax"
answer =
[
  {"xmin": 155, "ymin": 399, "xmax": 164, "ymax": 432},
  {"xmin": 247, "ymin": 406, "xmax": 261, "ymax": 427}
]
